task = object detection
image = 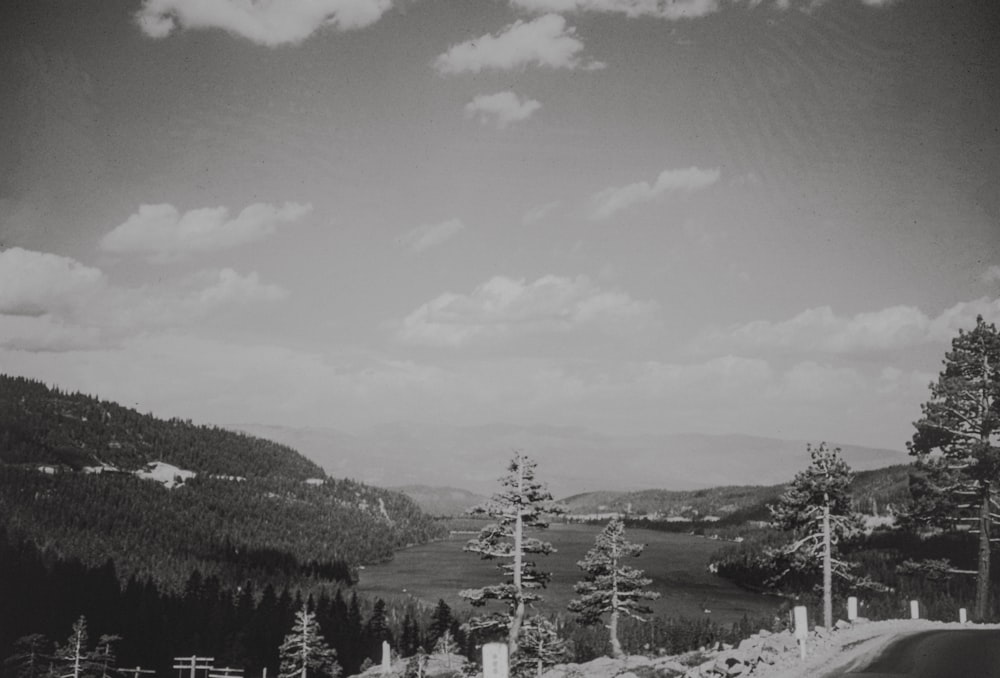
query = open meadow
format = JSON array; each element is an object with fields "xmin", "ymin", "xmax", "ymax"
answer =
[{"xmin": 355, "ymin": 522, "xmax": 780, "ymax": 626}]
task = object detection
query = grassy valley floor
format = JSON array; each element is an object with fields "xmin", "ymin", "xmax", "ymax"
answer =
[{"xmin": 355, "ymin": 522, "xmax": 779, "ymax": 624}]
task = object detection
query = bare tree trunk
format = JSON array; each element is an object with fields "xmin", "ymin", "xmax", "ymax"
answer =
[
  {"xmin": 73, "ymin": 632, "xmax": 82, "ymax": 678},
  {"xmin": 509, "ymin": 454, "xmax": 525, "ymax": 656},
  {"xmin": 609, "ymin": 610, "xmax": 622, "ymax": 659},
  {"xmin": 610, "ymin": 540, "xmax": 623, "ymax": 658},
  {"xmin": 823, "ymin": 502, "xmax": 832, "ymax": 630},
  {"xmin": 976, "ymin": 489, "xmax": 991, "ymax": 621}
]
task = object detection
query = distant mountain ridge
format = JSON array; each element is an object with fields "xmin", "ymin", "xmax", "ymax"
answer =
[
  {"xmin": 239, "ymin": 422, "xmax": 909, "ymax": 497},
  {"xmin": 560, "ymin": 464, "xmax": 914, "ymax": 522}
]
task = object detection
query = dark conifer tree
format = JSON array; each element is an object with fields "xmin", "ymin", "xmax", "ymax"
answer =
[
  {"xmin": 427, "ymin": 600, "xmax": 454, "ymax": 647},
  {"xmin": 910, "ymin": 315, "xmax": 1000, "ymax": 621},
  {"xmin": 3, "ymin": 634, "xmax": 52, "ymax": 678},
  {"xmin": 459, "ymin": 452, "xmax": 562, "ymax": 656},
  {"xmin": 399, "ymin": 611, "xmax": 420, "ymax": 657},
  {"xmin": 363, "ymin": 599, "xmax": 392, "ymax": 663},
  {"xmin": 769, "ymin": 443, "xmax": 867, "ymax": 629},
  {"xmin": 568, "ymin": 518, "xmax": 660, "ymax": 658}
]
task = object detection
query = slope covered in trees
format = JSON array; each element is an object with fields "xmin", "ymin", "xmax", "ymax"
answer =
[
  {"xmin": 0, "ymin": 374, "xmax": 323, "ymax": 478},
  {"xmin": 0, "ymin": 374, "xmax": 443, "ymax": 591}
]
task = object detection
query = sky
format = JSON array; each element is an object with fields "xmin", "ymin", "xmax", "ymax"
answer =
[{"xmin": 1, "ymin": 0, "xmax": 998, "ymax": 455}]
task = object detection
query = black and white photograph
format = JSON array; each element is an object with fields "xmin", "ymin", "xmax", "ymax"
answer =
[{"xmin": 1, "ymin": 0, "xmax": 998, "ymax": 676}]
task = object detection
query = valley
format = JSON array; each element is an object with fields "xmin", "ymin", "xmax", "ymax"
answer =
[{"xmin": 355, "ymin": 523, "xmax": 781, "ymax": 625}]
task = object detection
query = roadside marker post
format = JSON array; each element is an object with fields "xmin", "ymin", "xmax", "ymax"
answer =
[
  {"xmin": 960, "ymin": 608, "xmax": 968, "ymax": 624},
  {"xmin": 793, "ymin": 605, "xmax": 808, "ymax": 660},
  {"xmin": 910, "ymin": 600, "xmax": 920, "ymax": 619},
  {"xmin": 847, "ymin": 597, "xmax": 858, "ymax": 622},
  {"xmin": 483, "ymin": 643, "xmax": 509, "ymax": 678},
  {"xmin": 381, "ymin": 641, "xmax": 391, "ymax": 674}
]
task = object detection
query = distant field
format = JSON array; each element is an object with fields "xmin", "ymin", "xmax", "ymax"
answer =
[{"xmin": 355, "ymin": 523, "xmax": 780, "ymax": 625}]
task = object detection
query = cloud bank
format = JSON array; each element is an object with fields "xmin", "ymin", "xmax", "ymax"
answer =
[
  {"xmin": 434, "ymin": 14, "xmax": 600, "ymax": 75},
  {"xmin": 135, "ymin": 0, "xmax": 393, "ymax": 45},
  {"xmin": 398, "ymin": 274, "xmax": 658, "ymax": 347},
  {"xmin": 703, "ymin": 298, "xmax": 1000, "ymax": 354},
  {"xmin": 0, "ymin": 248, "xmax": 287, "ymax": 352},
  {"xmin": 465, "ymin": 92, "xmax": 542, "ymax": 129},
  {"xmin": 101, "ymin": 202, "xmax": 311, "ymax": 260},
  {"xmin": 509, "ymin": 0, "xmax": 896, "ymax": 19},
  {"xmin": 510, "ymin": 0, "xmax": 721, "ymax": 19},
  {"xmin": 0, "ymin": 248, "xmax": 107, "ymax": 318},
  {"xmin": 396, "ymin": 219, "xmax": 466, "ymax": 254},
  {"xmin": 590, "ymin": 166, "xmax": 720, "ymax": 220}
]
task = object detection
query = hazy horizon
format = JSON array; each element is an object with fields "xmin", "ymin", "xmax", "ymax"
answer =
[{"xmin": 2, "ymin": 0, "xmax": 998, "ymax": 463}]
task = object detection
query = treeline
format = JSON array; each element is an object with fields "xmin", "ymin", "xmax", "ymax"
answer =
[
  {"xmin": 0, "ymin": 466, "xmax": 443, "ymax": 592},
  {"xmin": 710, "ymin": 527, "xmax": 1000, "ymax": 621},
  {"xmin": 0, "ymin": 527, "xmax": 469, "ymax": 676},
  {"xmin": 0, "ymin": 374, "xmax": 322, "ymax": 478}
]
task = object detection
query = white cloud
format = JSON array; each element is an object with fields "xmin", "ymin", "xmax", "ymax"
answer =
[
  {"xmin": 510, "ymin": 0, "xmax": 721, "ymax": 19},
  {"xmin": 101, "ymin": 202, "xmax": 311, "ymax": 260},
  {"xmin": 0, "ymin": 315, "xmax": 105, "ymax": 352},
  {"xmin": 521, "ymin": 201, "xmax": 561, "ymax": 226},
  {"xmin": 589, "ymin": 166, "xmax": 720, "ymax": 220},
  {"xmin": 0, "ymin": 248, "xmax": 288, "ymax": 352},
  {"xmin": 396, "ymin": 219, "xmax": 465, "ymax": 254},
  {"xmin": 983, "ymin": 265, "xmax": 1000, "ymax": 284},
  {"xmin": 434, "ymin": 14, "xmax": 600, "ymax": 75},
  {"xmin": 0, "ymin": 248, "xmax": 106, "ymax": 317},
  {"xmin": 398, "ymin": 274, "xmax": 658, "ymax": 347},
  {"xmin": 195, "ymin": 269, "xmax": 288, "ymax": 306},
  {"xmin": 465, "ymin": 92, "xmax": 542, "ymax": 129},
  {"xmin": 703, "ymin": 297, "xmax": 1000, "ymax": 355},
  {"xmin": 509, "ymin": 0, "xmax": 898, "ymax": 19},
  {"xmin": 135, "ymin": 0, "xmax": 392, "ymax": 45}
]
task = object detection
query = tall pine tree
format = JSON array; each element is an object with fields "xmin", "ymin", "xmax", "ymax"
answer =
[
  {"xmin": 459, "ymin": 452, "xmax": 562, "ymax": 656},
  {"xmin": 910, "ymin": 315, "xmax": 1000, "ymax": 621},
  {"xmin": 278, "ymin": 602, "xmax": 341, "ymax": 678},
  {"xmin": 3, "ymin": 634, "xmax": 51, "ymax": 678},
  {"xmin": 768, "ymin": 443, "xmax": 866, "ymax": 630},
  {"xmin": 52, "ymin": 616, "xmax": 100, "ymax": 678},
  {"xmin": 568, "ymin": 518, "xmax": 660, "ymax": 658}
]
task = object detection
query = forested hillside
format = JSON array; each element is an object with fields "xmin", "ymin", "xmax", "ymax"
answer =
[
  {"xmin": 0, "ymin": 374, "xmax": 322, "ymax": 478},
  {"xmin": 0, "ymin": 374, "xmax": 443, "ymax": 591}
]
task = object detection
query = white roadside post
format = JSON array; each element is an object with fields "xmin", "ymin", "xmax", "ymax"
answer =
[
  {"xmin": 794, "ymin": 605, "xmax": 809, "ymax": 660},
  {"xmin": 960, "ymin": 608, "xmax": 968, "ymax": 624},
  {"xmin": 381, "ymin": 641, "xmax": 391, "ymax": 674},
  {"xmin": 910, "ymin": 600, "xmax": 920, "ymax": 620},
  {"xmin": 847, "ymin": 597, "xmax": 858, "ymax": 622},
  {"xmin": 483, "ymin": 642, "xmax": 509, "ymax": 678}
]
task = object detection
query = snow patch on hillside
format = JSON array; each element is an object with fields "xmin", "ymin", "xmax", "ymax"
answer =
[{"xmin": 135, "ymin": 461, "xmax": 195, "ymax": 489}]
